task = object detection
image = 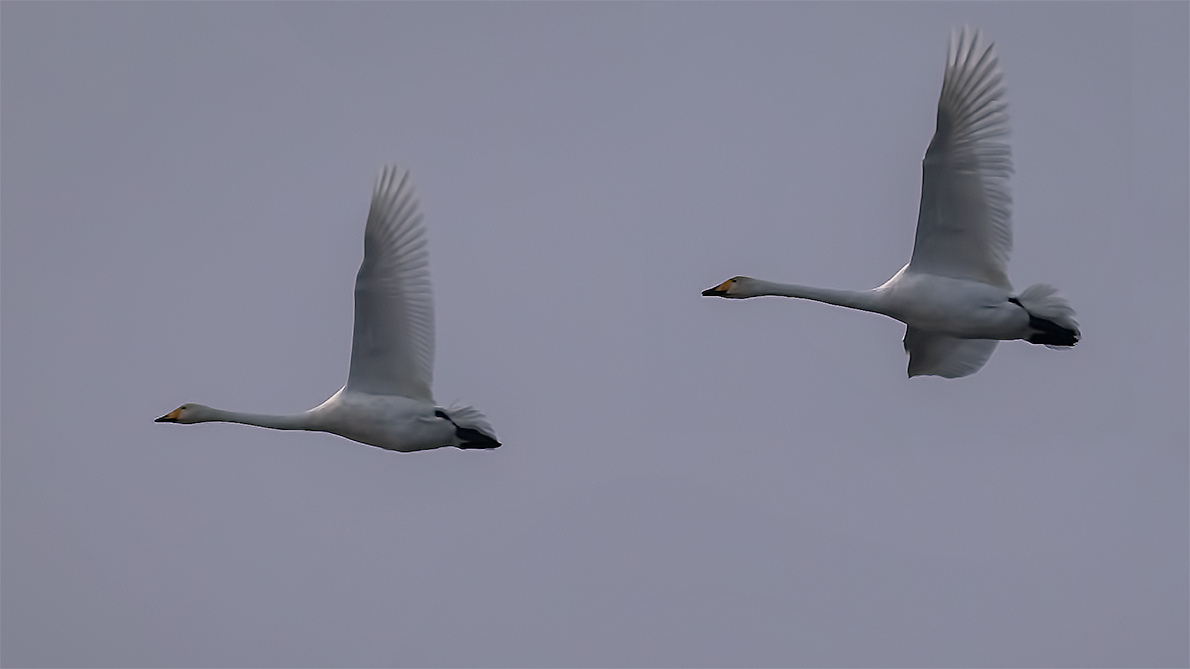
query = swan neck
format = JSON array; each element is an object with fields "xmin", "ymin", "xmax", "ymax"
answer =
[
  {"xmin": 202, "ymin": 408, "xmax": 315, "ymax": 431},
  {"xmin": 750, "ymin": 280, "xmax": 883, "ymax": 313}
]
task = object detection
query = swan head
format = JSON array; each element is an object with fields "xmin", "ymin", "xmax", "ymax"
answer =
[
  {"xmin": 702, "ymin": 276, "xmax": 756, "ymax": 298},
  {"xmin": 155, "ymin": 403, "xmax": 212, "ymax": 424}
]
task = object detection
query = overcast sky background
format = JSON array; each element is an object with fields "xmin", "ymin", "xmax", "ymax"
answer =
[{"xmin": 2, "ymin": 2, "xmax": 1187, "ymax": 667}]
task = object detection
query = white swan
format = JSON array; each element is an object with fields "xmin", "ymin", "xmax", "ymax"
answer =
[
  {"xmin": 156, "ymin": 166, "xmax": 500, "ymax": 451},
  {"xmin": 703, "ymin": 28, "xmax": 1079, "ymax": 378}
]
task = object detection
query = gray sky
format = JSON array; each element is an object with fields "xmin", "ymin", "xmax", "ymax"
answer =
[{"xmin": 2, "ymin": 2, "xmax": 1187, "ymax": 667}]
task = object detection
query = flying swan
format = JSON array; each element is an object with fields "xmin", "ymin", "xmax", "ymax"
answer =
[
  {"xmin": 156, "ymin": 166, "xmax": 500, "ymax": 451},
  {"xmin": 703, "ymin": 28, "xmax": 1079, "ymax": 378}
]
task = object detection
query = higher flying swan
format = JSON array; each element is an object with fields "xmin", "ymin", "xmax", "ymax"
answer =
[{"xmin": 703, "ymin": 28, "xmax": 1079, "ymax": 378}]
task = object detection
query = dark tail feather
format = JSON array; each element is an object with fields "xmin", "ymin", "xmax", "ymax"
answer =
[
  {"xmin": 1013, "ymin": 284, "xmax": 1080, "ymax": 348},
  {"xmin": 435, "ymin": 406, "xmax": 501, "ymax": 450},
  {"xmin": 456, "ymin": 426, "xmax": 501, "ymax": 449},
  {"xmin": 1026, "ymin": 315, "xmax": 1080, "ymax": 346}
]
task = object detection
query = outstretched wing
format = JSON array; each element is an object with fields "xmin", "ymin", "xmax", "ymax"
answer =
[
  {"xmin": 345, "ymin": 166, "xmax": 435, "ymax": 402},
  {"xmin": 909, "ymin": 27, "xmax": 1014, "ymax": 290},
  {"xmin": 904, "ymin": 327, "xmax": 998, "ymax": 379}
]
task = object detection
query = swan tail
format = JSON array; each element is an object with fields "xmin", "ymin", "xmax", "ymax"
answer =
[
  {"xmin": 436, "ymin": 405, "xmax": 501, "ymax": 450},
  {"xmin": 1014, "ymin": 283, "xmax": 1080, "ymax": 348}
]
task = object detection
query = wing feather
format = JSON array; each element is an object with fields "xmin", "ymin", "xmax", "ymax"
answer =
[
  {"xmin": 909, "ymin": 27, "xmax": 1014, "ymax": 290},
  {"xmin": 345, "ymin": 166, "xmax": 436, "ymax": 401},
  {"xmin": 904, "ymin": 327, "xmax": 998, "ymax": 379}
]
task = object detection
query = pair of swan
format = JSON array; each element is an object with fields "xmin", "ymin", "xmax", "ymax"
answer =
[
  {"xmin": 704, "ymin": 28, "xmax": 1078, "ymax": 378},
  {"xmin": 157, "ymin": 28, "xmax": 1078, "ymax": 452}
]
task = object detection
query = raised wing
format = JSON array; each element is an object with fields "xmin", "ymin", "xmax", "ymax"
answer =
[
  {"xmin": 909, "ymin": 28, "xmax": 1013, "ymax": 290},
  {"xmin": 904, "ymin": 327, "xmax": 998, "ymax": 379},
  {"xmin": 345, "ymin": 166, "xmax": 435, "ymax": 401}
]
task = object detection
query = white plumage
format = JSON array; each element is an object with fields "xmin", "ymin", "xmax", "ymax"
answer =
[
  {"xmin": 156, "ymin": 166, "xmax": 499, "ymax": 451},
  {"xmin": 703, "ymin": 28, "xmax": 1079, "ymax": 378}
]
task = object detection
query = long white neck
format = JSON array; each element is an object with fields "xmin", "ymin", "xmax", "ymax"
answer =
[
  {"xmin": 199, "ymin": 408, "xmax": 317, "ymax": 431},
  {"xmin": 745, "ymin": 279, "xmax": 886, "ymax": 314}
]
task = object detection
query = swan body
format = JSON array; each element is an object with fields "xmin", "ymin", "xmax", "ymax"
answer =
[
  {"xmin": 157, "ymin": 166, "xmax": 499, "ymax": 452},
  {"xmin": 702, "ymin": 29, "xmax": 1079, "ymax": 378}
]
